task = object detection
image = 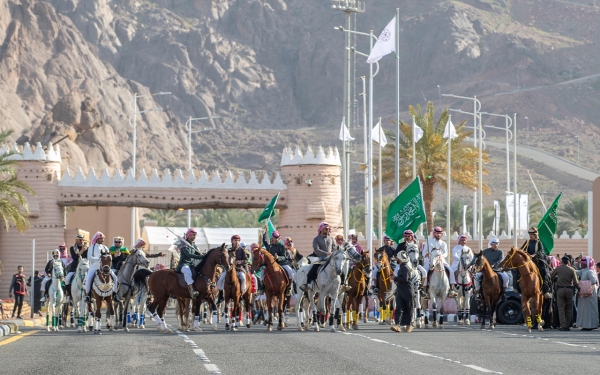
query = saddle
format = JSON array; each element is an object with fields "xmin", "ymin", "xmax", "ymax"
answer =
[
  {"xmin": 427, "ymin": 267, "xmax": 450, "ymax": 285},
  {"xmin": 177, "ymin": 268, "xmax": 197, "ymax": 288}
]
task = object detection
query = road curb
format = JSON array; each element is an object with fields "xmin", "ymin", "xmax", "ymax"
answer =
[{"xmin": 0, "ymin": 322, "xmax": 18, "ymax": 336}]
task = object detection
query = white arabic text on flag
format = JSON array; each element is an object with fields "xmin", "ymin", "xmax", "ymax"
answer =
[
  {"xmin": 413, "ymin": 117, "xmax": 424, "ymax": 143},
  {"xmin": 366, "ymin": 16, "xmax": 396, "ymax": 64},
  {"xmin": 339, "ymin": 119, "xmax": 355, "ymax": 141},
  {"xmin": 443, "ymin": 118, "xmax": 458, "ymax": 139},
  {"xmin": 372, "ymin": 121, "xmax": 388, "ymax": 148}
]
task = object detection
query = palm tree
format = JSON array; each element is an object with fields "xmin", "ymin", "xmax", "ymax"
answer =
[
  {"xmin": 143, "ymin": 209, "xmax": 185, "ymax": 227},
  {"xmin": 348, "ymin": 204, "xmax": 365, "ymax": 235},
  {"xmin": 0, "ymin": 131, "xmax": 35, "ymax": 231},
  {"xmin": 563, "ymin": 195, "xmax": 587, "ymax": 234},
  {"xmin": 381, "ymin": 102, "xmax": 489, "ymax": 229},
  {"xmin": 434, "ymin": 199, "xmax": 471, "ymax": 234}
]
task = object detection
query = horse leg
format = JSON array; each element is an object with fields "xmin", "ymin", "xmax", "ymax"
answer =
[
  {"xmin": 523, "ymin": 294, "xmax": 532, "ymax": 332},
  {"xmin": 296, "ymin": 292, "xmax": 305, "ymax": 331},
  {"xmin": 535, "ymin": 293, "xmax": 544, "ymax": 332},
  {"xmin": 108, "ymin": 298, "xmax": 115, "ymax": 331},
  {"xmin": 431, "ymin": 297, "xmax": 438, "ymax": 328},
  {"xmin": 438, "ymin": 297, "xmax": 445, "ymax": 329},
  {"xmin": 265, "ymin": 293, "xmax": 273, "ymax": 332},
  {"xmin": 465, "ymin": 290, "xmax": 471, "ymax": 325},
  {"xmin": 94, "ymin": 300, "xmax": 102, "ymax": 334},
  {"xmin": 277, "ymin": 293, "xmax": 285, "ymax": 331},
  {"xmin": 480, "ymin": 297, "xmax": 487, "ymax": 330}
]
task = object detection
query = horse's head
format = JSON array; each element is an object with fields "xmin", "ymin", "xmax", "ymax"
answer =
[
  {"xmin": 215, "ymin": 243, "xmax": 231, "ymax": 272},
  {"xmin": 356, "ymin": 252, "xmax": 371, "ymax": 275},
  {"xmin": 331, "ymin": 249, "xmax": 345, "ymax": 275},
  {"xmin": 100, "ymin": 248, "xmax": 112, "ymax": 274},
  {"xmin": 430, "ymin": 248, "xmax": 443, "ymax": 270},
  {"xmin": 52, "ymin": 260, "xmax": 64, "ymax": 280},
  {"xmin": 459, "ymin": 247, "xmax": 471, "ymax": 271},
  {"xmin": 497, "ymin": 246, "xmax": 519, "ymax": 271},
  {"xmin": 406, "ymin": 243, "xmax": 419, "ymax": 268},
  {"xmin": 344, "ymin": 243, "xmax": 361, "ymax": 263},
  {"xmin": 131, "ymin": 249, "xmax": 150, "ymax": 268},
  {"xmin": 251, "ymin": 248, "xmax": 265, "ymax": 272},
  {"xmin": 472, "ymin": 252, "xmax": 485, "ymax": 273},
  {"xmin": 78, "ymin": 259, "xmax": 90, "ymax": 275},
  {"xmin": 374, "ymin": 249, "xmax": 388, "ymax": 268}
]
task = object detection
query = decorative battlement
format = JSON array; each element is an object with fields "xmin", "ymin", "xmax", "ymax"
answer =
[
  {"xmin": 1, "ymin": 142, "xmax": 61, "ymax": 162},
  {"xmin": 59, "ymin": 167, "xmax": 287, "ymax": 190},
  {"xmin": 280, "ymin": 146, "xmax": 341, "ymax": 167}
]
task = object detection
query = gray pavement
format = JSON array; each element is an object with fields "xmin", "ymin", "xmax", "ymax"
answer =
[{"xmin": 1, "ymin": 310, "xmax": 598, "ymax": 375}]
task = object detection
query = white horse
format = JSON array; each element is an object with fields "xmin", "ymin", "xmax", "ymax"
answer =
[
  {"xmin": 114, "ymin": 249, "xmax": 150, "ymax": 331},
  {"xmin": 71, "ymin": 259, "xmax": 92, "ymax": 333},
  {"xmin": 46, "ymin": 260, "xmax": 65, "ymax": 332},
  {"xmin": 426, "ymin": 249, "xmax": 450, "ymax": 329},
  {"xmin": 456, "ymin": 248, "xmax": 473, "ymax": 325},
  {"xmin": 406, "ymin": 244, "xmax": 426, "ymax": 328}
]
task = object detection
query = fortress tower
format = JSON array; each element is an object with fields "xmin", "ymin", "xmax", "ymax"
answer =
[{"xmin": 278, "ymin": 146, "xmax": 342, "ymax": 253}]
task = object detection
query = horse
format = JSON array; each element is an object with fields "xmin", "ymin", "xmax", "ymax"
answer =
[
  {"xmin": 46, "ymin": 259, "xmax": 65, "ymax": 332},
  {"xmin": 498, "ymin": 247, "xmax": 544, "ymax": 332},
  {"xmin": 90, "ymin": 249, "xmax": 116, "ymax": 334},
  {"xmin": 148, "ymin": 244, "xmax": 230, "ymax": 333},
  {"xmin": 344, "ymin": 251, "xmax": 371, "ymax": 330},
  {"xmin": 472, "ymin": 252, "xmax": 502, "ymax": 330},
  {"xmin": 223, "ymin": 259, "xmax": 253, "ymax": 331},
  {"xmin": 71, "ymin": 259, "xmax": 93, "ymax": 333},
  {"xmin": 176, "ymin": 297, "xmax": 192, "ymax": 332},
  {"xmin": 456, "ymin": 247, "xmax": 473, "ymax": 325},
  {"xmin": 129, "ymin": 269, "xmax": 152, "ymax": 329},
  {"xmin": 406, "ymin": 244, "xmax": 425, "ymax": 328},
  {"xmin": 251, "ymin": 248, "xmax": 289, "ymax": 332},
  {"xmin": 426, "ymin": 248, "xmax": 450, "ymax": 329},
  {"xmin": 114, "ymin": 248, "xmax": 150, "ymax": 331},
  {"xmin": 374, "ymin": 249, "xmax": 394, "ymax": 325}
]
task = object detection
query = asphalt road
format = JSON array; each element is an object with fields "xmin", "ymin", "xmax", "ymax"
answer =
[{"xmin": 1, "ymin": 310, "xmax": 598, "ymax": 375}]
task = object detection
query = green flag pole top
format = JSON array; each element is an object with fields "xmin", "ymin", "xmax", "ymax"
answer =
[
  {"xmin": 258, "ymin": 193, "xmax": 280, "ymax": 223},
  {"xmin": 537, "ymin": 192, "xmax": 562, "ymax": 255},
  {"xmin": 385, "ymin": 177, "xmax": 427, "ymax": 243}
]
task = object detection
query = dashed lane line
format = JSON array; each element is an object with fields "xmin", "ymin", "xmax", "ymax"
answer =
[
  {"xmin": 341, "ymin": 332, "xmax": 502, "ymax": 374},
  {"xmin": 177, "ymin": 331, "xmax": 222, "ymax": 374}
]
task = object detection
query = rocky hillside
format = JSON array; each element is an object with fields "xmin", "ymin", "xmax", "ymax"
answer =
[{"xmin": 1, "ymin": 0, "xmax": 599, "ymax": 205}]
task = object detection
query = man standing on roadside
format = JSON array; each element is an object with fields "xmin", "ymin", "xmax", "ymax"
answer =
[
  {"xmin": 551, "ymin": 256, "xmax": 580, "ymax": 331},
  {"xmin": 8, "ymin": 266, "xmax": 28, "ymax": 319}
]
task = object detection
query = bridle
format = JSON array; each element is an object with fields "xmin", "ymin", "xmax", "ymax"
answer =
[{"xmin": 430, "ymin": 250, "xmax": 443, "ymax": 272}]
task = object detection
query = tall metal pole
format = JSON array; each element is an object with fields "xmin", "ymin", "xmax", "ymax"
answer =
[
  {"xmin": 378, "ymin": 117, "xmax": 383, "ymax": 247},
  {"xmin": 361, "ymin": 77, "xmax": 368, "ymax": 240},
  {"xmin": 187, "ymin": 117, "xmax": 192, "ymax": 228},
  {"xmin": 513, "ymin": 113, "xmax": 518, "ymax": 247},
  {"xmin": 447, "ymin": 114, "xmax": 451, "ymax": 241},
  {"xmin": 367, "ymin": 30, "xmax": 374, "ymax": 258},
  {"xmin": 478, "ymin": 112, "xmax": 483, "ymax": 251},
  {"xmin": 473, "ymin": 96, "xmax": 477, "ymax": 241},
  {"xmin": 131, "ymin": 94, "xmax": 138, "ymax": 249},
  {"xmin": 342, "ymin": 117, "xmax": 348, "ymax": 237},
  {"xmin": 395, "ymin": 7, "xmax": 400, "ymax": 197},
  {"xmin": 30, "ymin": 239, "xmax": 35, "ymax": 319},
  {"xmin": 412, "ymin": 115, "xmax": 416, "ymax": 180}
]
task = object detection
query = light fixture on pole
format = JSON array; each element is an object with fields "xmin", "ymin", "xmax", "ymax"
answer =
[
  {"xmin": 185, "ymin": 115, "xmax": 220, "ymax": 227},
  {"xmin": 525, "ymin": 116, "xmax": 529, "ymax": 140},
  {"xmin": 128, "ymin": 91, "xmax": 171, "ymax": 248}
]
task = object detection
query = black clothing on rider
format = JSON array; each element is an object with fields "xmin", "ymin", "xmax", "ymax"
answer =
[
  {"xmin": 68, "ymin": 244, "xmax": 85, "ymax": 273},
  {"xmin": 233, "ymin": 246, "xmax": 249, "ymax": 272},
  {"xmin": 394, "ymin": 262, "xmax": 414, "ymax": 326},
  {"xmin": 521, "ymin": 239, "xmax": 551, "ymax": 294},
  {"xmin": 111, "ymin": 252, "xmax": 127, "ymax": 271},
  {"xmin": 262, "ymin": 232, "xmax": 289, "ymax": 266}
]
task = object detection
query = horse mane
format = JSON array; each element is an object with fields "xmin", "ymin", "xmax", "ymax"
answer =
[
  {"xmin": 194, "ymin": 247, "xmax": 219, "ymax": 272},
  {"xmin": 514, "ymin": 248, "xmax": 531, "ymax": 260}
]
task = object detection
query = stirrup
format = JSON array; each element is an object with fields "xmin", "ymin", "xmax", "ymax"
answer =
[
  {"xmin": 188, "ymin": 286, "xmax": 199, "ymax": 298},
  {"xmin": 299, "ymin": 284, "xmax": 308, "ymax": 292}
]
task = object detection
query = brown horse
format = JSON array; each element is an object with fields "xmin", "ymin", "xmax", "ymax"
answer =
[
  {"xmin": 345, "ymin": 251, "xmax": 371, "ymax": 330},
  {"xmin": 148, "ymin": 244, "xmax": 230, "ymax": 333},
  {"xmin": 251, "ymin": 248, "xmax": 288, "ymax": 331},
  {"xmin": 472, "ymin": 253, "xmax": 502, "ymax": 330},
  {"xmin": 176, "ymin": 297, "xmax": 192, "ymax": 332},
  {"xmin": 90, "ymin": 249, "xmax": 115, "ymax": 334},
  {"xmin": 498, "ymin": 247, "xmax": 544, "ymax": 332},
  {"xmin": 374, "ymin": 249, "xmax": 393, "ymax": 324},
  {"xmin": 223, "ymin": 262, "xmax": 254, "ymax": 331}
]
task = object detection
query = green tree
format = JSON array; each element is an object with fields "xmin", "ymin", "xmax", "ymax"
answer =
[
  {"xmin": 0, "ymin": 131, "xmax": 35, "ymax": 232},
  {"xmin": 434, "ymin": 199, "xmax": 471, "ymax": 234},
  {"xmin": 563, "ymin": 195, "xmax": 588, "ymax": 235},
  {"xmin": 381, "ymin": 102, "xmax": 489, "ymax": 230},
  {"xmin": 143, "ymin": 209, "xmax": 186, "ymax": 227}
]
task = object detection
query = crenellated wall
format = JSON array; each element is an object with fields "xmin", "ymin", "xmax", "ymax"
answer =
[{"xmin": 0, "ymin": 143, "xmax": 342, "ymax": 296}]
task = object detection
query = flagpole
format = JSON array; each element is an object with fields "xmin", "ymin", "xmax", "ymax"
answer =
[
  {"xmin": 447, "ymin": 114, "xmax": 451, "ymax": 242},
  {"xmin": 342, "ymin": 117, "xmax": 348, "ymax": 237},
  {"xmin": 412, "ymin": 115, "xmax": 416, "ymax": 180},
  {"xmin": 513, "ymin": 113, "xmax": 518, "ymax": 247},
  {"xmin": 395, "ymin": 7, "xmax": 400, "ymax": 198},
  {"xmin": 378, "ymin": 117, "xmax": 383, "ymax": 247},
  {"xmin": 361, "ymin": 76, "xmax": 368, "ymax": 243},
  {"xmin": 367, "ymin": 30, "xmax": 374, "ymax": 259}
]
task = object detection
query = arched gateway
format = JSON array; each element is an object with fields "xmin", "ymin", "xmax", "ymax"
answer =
[{"xmin": 0, "ymin": 143, "xmax": 342, "ymax": 293}]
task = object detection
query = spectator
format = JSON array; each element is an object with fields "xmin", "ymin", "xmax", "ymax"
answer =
[
  {"xmin": 576, "ymin": 257, "xmax": 598, "ymax": 330},
  {"xmin": 8, "ymin": 266, "xmax": 28, "ymax": 319},
  {"xmin": 550, "ymin": 256, "xmax": 579, "ymax": 331},
  {"xmin": 27, "ymin": 270, "xmax": 43, "ymax": 315}
]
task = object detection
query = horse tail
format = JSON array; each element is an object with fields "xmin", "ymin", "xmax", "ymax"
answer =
[{"xmin": 133, "ymin": 268, "xmax": 153, "ymax": 293}]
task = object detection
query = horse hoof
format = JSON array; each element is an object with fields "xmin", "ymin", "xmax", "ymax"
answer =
[
  {"xmin": 466, "ymin": 320, "xmax": 470, "ymax": 325},
  {"xmin": 315, "ymin": 326, "xmax": 320, "ymax": 332},
  {"xmin": 97, "ymin": 331, "xmax": 102, "ymax": 335},
  {"xmin": 319, "ymin": 324, "xmax": 325, "ymax": 328},
  {"xmin": 330, "ymin": 327, "xmax": 336, "ymax": 333},
  {"xmin": 527, "ymin": 328, "xmax": 532, "ymax": 333},
  {"xmin": 284, "ymin": 322, "xmax": 289, "ymax": 328},
  {"xmin": 125, "ymin": 327, "xmax": 129, "ymax": 332},
  {"xmin": 424, "ymin": 325, "xmax": 429, "ymax": 329},
  {"xmin": 538, "ymin": 326, "xmax": 544, "ymax": 332},
  {"xmin": 338, "ymin": 326, "xmax": 346, "ymax": 332},
  {"xmin": 46, "ymin": 327, "xmax": 50, "ymax": 332},
  {"xmin": 202, "ymin": 320, "xmax": 207, "ymax": 325},
  {"xmin": 109, "ymin": 327, "xmax": 114, "ymax": 332},
  {"xmin": 212, "ymin": 325, "xmax": 217, "ymax": 331},
  {"xmin": 83, "ymin": 327, "xmax": 87, "ymax": 333},
  {"xmin": 277, "ymin": 325, "xmax": 283, "ymax": 331},
  {"xmin": 246, "ymin": 324, "xmax": 251, "ymax": 329},
  {"xmin": 432, "ymin": 322, "xmax": 438, "ymax": 328},
  {"xmin": 298, "ymin": 326, "xmax": 303, "ymax": 331},
  {"xmin": 352, "ymin": 324, "xmax": 359, "ymax": 330},
  {"xmin": 157, "ymin": 327, "xmax": 164, "ymax": 333},
  {"xmin": 480, "ymin": 325, "xmax": 486, "ymax": 330},
  {"xmin": 140, "ymin": 325, "xmax": 145, "ymax": 329},
  {"xmin": 458, "ymin": 321, "xmax": 463, "ymax": 325},
  {"xmin": 226, "ymin": 326, "xmax": 230, "ymax": 331},
  {"xmin": 77, "ymin": 328, "xmax": 82, "ymax": 333},
  {"xmin": 268, "ymin": 326, "xmax": 273, "ymax": 332}
]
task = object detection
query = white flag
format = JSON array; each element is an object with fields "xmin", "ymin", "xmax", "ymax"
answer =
[
  {"xmin": 413, "ymin": 117, "xmax": 424, "ymax": 143},
  {"xmin": 366, "ymin": 16, "xmax": 396, "ymax": 64},
  {"xmin": 443, "ymin": 119, "xmax": 458, "ymax": 139},
  {"xmin": 338, "ymin": 119, "xmax": 354, "ymax": 141},
  {"xmin": 372, "ymin": 121, "xmax": 387, "ymax": 147}
]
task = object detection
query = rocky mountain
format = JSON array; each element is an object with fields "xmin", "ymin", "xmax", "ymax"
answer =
[{"xmin": 1, "ymin": 0, "xmax": 599, "ymax": 204}]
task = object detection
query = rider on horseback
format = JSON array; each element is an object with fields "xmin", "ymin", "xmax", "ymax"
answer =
[
  {"xmin": 473, "ymin": 238, "xmax": 508, "ymax": 301},
  {"xmin": 216, "ymin": 235, "xmax": 250, "ymax": 304},
  {"xmin": 398, "ymin": 230, "xmax": 426, "ymax": 289},
  {"xmin": 85, "ymin": 232, "xmax": 118, "ymax": 303},
  {"xmin": 40, "ymin": 249, "xmax": 65, "ymax": 303},
  {"xmin": 110, "ymin": 237, "xmax": 129, "ymax": 274},
  {"xmin": 521, "ymin": 227, "xmax": 552, "ymax": 299},
  {"xmin": 371, "ymin": 236, "xmax": 397, "ymax": 293},
  {"xmin": 64, "ymin": 234, "xmax": 87, "ymax": 301},
  {"xmin": 423, "ymin": 226, "xmax": 458, "ymax": 298},
  {"xmin": 301, "ymin": 222, "xmax": 334, "ymax": 292},
  {"xmin": 451, "ymin": 235, "xmax": 474, "ymax": 286},
  {"xmin": 174, "ymin": 228, "xmax": 204, "ymax": 299},
  {"xmin": 262, "ymin": 230, "xmax": 295, "ymax": 296}
]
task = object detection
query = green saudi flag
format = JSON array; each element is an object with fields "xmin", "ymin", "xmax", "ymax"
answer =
[
  {"xmin": 258, "ymin": 193, "xmax": 279, "ymax": 223},
  {"xmin": 385, "ymin": 177, "xmax": 427, "ymax": 243},
  {"xmin": 537, "ymin": 193, "xmax": 562, "ymax": 255},
  {"xmin": 267, "ymin": 219, "xmax": 276, "ymax": 239}
]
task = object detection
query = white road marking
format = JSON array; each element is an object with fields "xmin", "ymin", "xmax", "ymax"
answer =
[
  {"xmin": 204, "ymin": 364, "xmax": 220, "ymax": 372},
  {"xmin": 370, "ymin": 339, "xmax": 388, "ymax": 344},
  {"xmin": 464, "ymin": 364, "xmax": 502, "ymax": 373},
  {"xmin": 553, "ymin": 341, "xmax": 581, "ymax": 347}
]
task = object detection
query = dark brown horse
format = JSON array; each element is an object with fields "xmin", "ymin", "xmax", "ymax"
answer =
[
  {"xmin": 251, "ymin": 248, "xmax": 288, "ymax": 331},
  {"xmin": 148, "ymin": 244, "xmax": 230, "ymax": 333},
  {"xmin": 498, "ymin": 247, "xmax": 544, "ymax": 332},
  {"xmin": 472, "ymin": 253, "xmax": 502, "ymax": 330},
  {"xmin": 345, "ymin": 251, "xmax": 371, "ymax": 330},
  {"xmin": 223, "ymin": 261, "xmax": 254, "ymax": 331},
  {"xmin": 374, "ymin": 249, "xmax": 393, "ymax": 324},
  {"xmin": 90, "ymin": 249, "xmax": 115, "ymax": 334}
]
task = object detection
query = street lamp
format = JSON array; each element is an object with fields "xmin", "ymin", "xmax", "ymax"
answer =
[
  {"xmin": 437, "ymin": 85, "xmax": 441, "ymax": 102},
  {"xmin": 185, "ymin": 115, "xmax": 220, "ymax": 227},
  {"xmin": 575, "ymin": 135, "xmax": 580, "ymax": 165},
  {"xmin": 337, "ymin": 25, "xmax": 378, "ymax": 260},
  {"xmin": 128, "ymin": 91, "xmax": 171, "ymax": 248},
  {"xmin": 525, "ymin": 116, "xmax": 529, "ymax": 140}
]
